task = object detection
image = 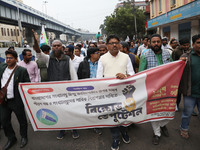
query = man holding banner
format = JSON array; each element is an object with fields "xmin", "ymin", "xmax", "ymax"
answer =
[
  {"xmin": 77, "ymin": 47, "xmax": 102, "ymax": 135},
  {"xmin": 139, "ymin": 34, "xmax": 173, "ymax": 145},
  {"xmin": 179, "ymin": 34, "xmax": 200, "ymax": 139},
  {"xmin": 97, "ymin": 35, "xmax": 135, "ymax": 150},
  {"xmin": 32, "ymin": 30, "xmax": 79, "ymax": 139}
]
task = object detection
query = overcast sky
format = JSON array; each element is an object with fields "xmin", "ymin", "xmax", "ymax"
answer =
[{"xmin": 23, "ymin": 0, "xmax": 142, "ymax": 33}]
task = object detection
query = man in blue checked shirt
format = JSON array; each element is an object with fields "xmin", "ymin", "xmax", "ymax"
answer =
[
  {"xmin": 77, "ymin": 47, "xmax": 100, "ymax": 79},
  {"xmin": 77, "ymin": 47, "xmax": 102, "ymax": 135}
]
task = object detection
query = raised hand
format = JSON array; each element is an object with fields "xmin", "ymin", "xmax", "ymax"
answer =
[{"xmin": 32, "ymin": 29, "xmax": 41, "ymax": 53}]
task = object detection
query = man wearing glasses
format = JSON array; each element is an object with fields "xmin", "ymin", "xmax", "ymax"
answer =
[
  {"xmin": 97, "ymin": 35, "xmax": 135, "ymax": 150},
  {"xmin": 98, "ymin": 44, "xmax": 108, "ymax": 56},
  {"xmin": 169, "ymin": 39, "xmax": 178, "ymax": 52},
  {"xmin": 77, "ymin": 47, "xmax": 100, "ymax": 79},
  {"xmin": 0, "ymin": 50, "xmax": 30, "ymax": 150}
]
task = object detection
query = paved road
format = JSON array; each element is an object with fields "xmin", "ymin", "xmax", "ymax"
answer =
[{"xmin": 0, "ymin": 103, "xmax": 200, "ymax": 150}]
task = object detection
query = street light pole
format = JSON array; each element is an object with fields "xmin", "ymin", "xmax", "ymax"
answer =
[
  {"xmin": 43, "ymin": 1, "xmax": 48, "ymax": 15},
  {"xmin": 16, "ymin": 3, "xmax": 23, "ymax": 47},
  {"xmin": 132, "ymin": 0, "xmax": 137, "ymax": 39}
]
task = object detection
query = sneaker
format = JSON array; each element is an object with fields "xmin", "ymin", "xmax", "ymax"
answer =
[
  {"xmin": 152, "ymin": 135, "xmax": 160, "ymax": 145},
  {"xmin": 57, "ymin": 130, "xmax": 65, "ymax": 140},
  {"xmin": 72, "ymin": 130, "xmax": 79, "ymax": 139},
  {"xmin": 111, "ymin": 140, "xmax": 120, "ymax": 150},
  {"xmin": 94, "ymin": 128, "xmax": 102, "ymax": 135},
  {"xmin": 121, "ymin": 132, "xmax": 130, "ymax": 144},
  {"xmin": 160, "ymin": 126, "xmax": 169, "ymax": 137}
]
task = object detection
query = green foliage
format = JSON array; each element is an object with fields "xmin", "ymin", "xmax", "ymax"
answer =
[{"xmin": 100, "ymin": 2, "xmax": 146, "ymax": 40}]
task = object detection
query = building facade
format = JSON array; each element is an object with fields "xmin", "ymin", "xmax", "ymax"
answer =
[
  {"xmin": 116, "ymin": 0, "xmax": 148, "ymax": 11},
  {"xmin": 0, "ymin": 24, "xmax": 24, "ymax": 47},
  {"xmin": 147, "ymin": 0, "xmax": 199, "ymax": 43}
]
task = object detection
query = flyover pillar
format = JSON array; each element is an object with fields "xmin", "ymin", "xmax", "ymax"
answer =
[
  {"xmin": 25, "ymin": 27, "xmax": 40, "ymax": 47},
  {"xmin": 55, "ymin": 32, "xmax": 61, "ymax": 40}
]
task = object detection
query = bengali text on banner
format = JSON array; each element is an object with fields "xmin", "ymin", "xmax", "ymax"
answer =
[{"xmin": 19, "ymin": 60, "xmax": 185, "ymax": 131}]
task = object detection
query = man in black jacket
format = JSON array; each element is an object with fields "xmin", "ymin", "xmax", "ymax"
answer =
[
  {"xmin": 179, "ymin": 34, "xmax": 200, "ymax": 139},
  {"xmin": 0, "ymin": 50, "xmax": 30, "ymax": 150},
  {"xmin": 77, "ymin": 47, "xmax": 102, "ymax": 135},
  {"xmin": 77, "ymin": 47, "xmax": 100, "ymax": 79}
]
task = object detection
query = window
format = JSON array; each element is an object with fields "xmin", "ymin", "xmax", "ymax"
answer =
[
  {"xmin": 7, "ymin": 28, "xmax": 10, "ymax": 36},
  {"xmin": 171, "ymin": 0, "xmax": 176, "ymax": 6},
  {"xmin": 1, "ymin": 28, "xmax": 3, "ymax": 36},
  {"xmin": 152, "ymin": 0, "xmax": 154, "ymax": 16},
  {"xmin": 179, "ymin": 22, "xmax": 191, "ymax": 44},
  {"xmin": 159, "ymin": 0, "xmax": 162, "ymax": 12},
  {"xmin": 4, "ymin": 28, "xmax": 6, "ymax": 36},
  {"xmin": 14, "ymin": 29, "xmax": 16, "ymax": 36},
  {"xmin": 17, "ymin": 29, "xmax": 19, "ymax": 36},
  {"xmin": 11, "ymin": 29, "xmax": 13, "ymax": 36}
]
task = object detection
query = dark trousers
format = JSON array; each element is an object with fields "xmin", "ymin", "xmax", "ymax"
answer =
[
  {"xmin": 110, "ymin": 126, "xmax": 126, "ymax": 141},
  {"xmin": 1, "ymin": 99, "xmax": 27, "ymax": 140},
  {"xmin": 0, "ymin": 106, "xmax": 1, "ymax": 128},
  {"xmin": 176, "ymin": 90, "xmax": 181, "ymax": 108}
]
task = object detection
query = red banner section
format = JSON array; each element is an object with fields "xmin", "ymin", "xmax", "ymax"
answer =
[{"xmin": 145, "ymin": 61, "xmax": 185, "ymax": 114}]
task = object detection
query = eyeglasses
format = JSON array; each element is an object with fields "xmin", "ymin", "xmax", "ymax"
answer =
[
  {"xmin": 6, "ymin": 57, "xmax": 14, "ymax": 60},
  {"xmin": 94, "ymin": 52, "xmax": 100, "ymax": 54},
  {"xmin": 107, "ymin": 42, "xmax": 119, "ymax": 45}
]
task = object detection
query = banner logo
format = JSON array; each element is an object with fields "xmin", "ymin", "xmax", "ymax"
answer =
[
  {"xmin": 36, "ymin": 109, "xmax": 58, "ymax": 125},
  {"xmin": 122, "ymin": 85, "xmax": 136, "ymax": 112}
]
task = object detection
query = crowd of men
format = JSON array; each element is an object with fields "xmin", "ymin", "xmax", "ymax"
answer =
[{"xmin": 0, "ymin": 30, "xmax": 199, "ymax": 150}]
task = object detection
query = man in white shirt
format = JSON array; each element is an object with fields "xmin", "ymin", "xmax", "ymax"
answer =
[
  {"xmin": 97, "ymin": 35, "xmax": 135, "ymax": 150},
  {"xmin": 64, "ymin": 45, "xmax": 82, "ymax": 72},
  {"xmin": 137, "ymin": 36, "xmax": 148, "ymax": 58},
  {"xmin": 74, "ymin": 46, "xmax": 84, "ymax": 61},
  {"xmin": 0, "ymin": 50, "xmax": 30, "ymax": 150},
  {"xmin": 162, "ymin": 37, "xmax": 172, "ymax": 54}
]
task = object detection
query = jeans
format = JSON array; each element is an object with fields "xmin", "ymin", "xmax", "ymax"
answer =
[
  {"xmin": 110, "ymin": 126, "xmax": 126, "ymax": 141},
  {"xmin": 181, "ymin": 96, "xmax": 200, "ymax": 130}
]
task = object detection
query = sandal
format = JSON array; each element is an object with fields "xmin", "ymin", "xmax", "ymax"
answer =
[{"xmin": 180, "ymin": 129, "xmax": 189, "ymax": 139}]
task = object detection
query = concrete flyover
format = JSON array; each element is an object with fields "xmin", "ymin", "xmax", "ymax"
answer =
[{"xmin": 0, "ymin": 0, "xmax": 95, "ymax": 44}]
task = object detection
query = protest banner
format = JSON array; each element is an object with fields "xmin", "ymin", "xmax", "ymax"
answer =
[{"xmin": 19, "ymin": 61, "xmax": 185, "ymax": 131}]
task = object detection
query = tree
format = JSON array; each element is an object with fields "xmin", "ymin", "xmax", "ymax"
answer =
[{"xmin": 100, "ymin": 1, "xmax": 146, "ymax": 40}]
